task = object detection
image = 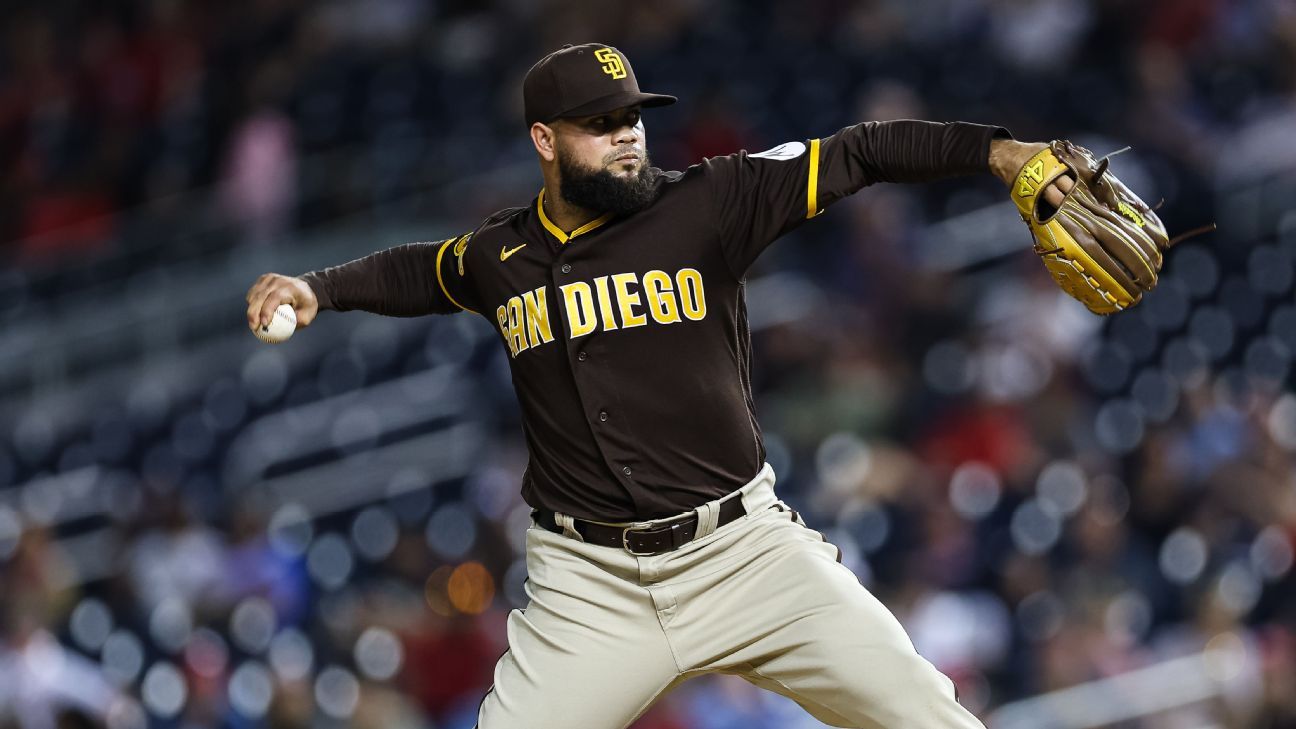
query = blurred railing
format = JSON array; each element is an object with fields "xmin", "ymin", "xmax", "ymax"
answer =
[{"xmin": 989, "ymin": 638, "xmax": 1256, "ymax": 729}]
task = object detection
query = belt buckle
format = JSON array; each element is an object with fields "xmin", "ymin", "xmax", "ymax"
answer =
[{"xmin": 621, "ymin": 520, "xmax": 679, "ymax": 556}]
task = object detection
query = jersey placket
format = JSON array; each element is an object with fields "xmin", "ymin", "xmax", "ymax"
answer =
[{"xmin": 538, "ymin": 199, "xmax": 646, "ymax": 514}]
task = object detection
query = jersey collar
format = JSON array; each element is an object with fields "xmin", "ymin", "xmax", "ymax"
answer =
[{"xmin": 536, "ymin": 188, "xmax": 613, "ymax": 244}]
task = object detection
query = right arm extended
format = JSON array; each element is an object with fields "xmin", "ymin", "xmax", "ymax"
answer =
[{"xmin": 245, "ymin": 239, "xmax": 472, "ymax": 331}]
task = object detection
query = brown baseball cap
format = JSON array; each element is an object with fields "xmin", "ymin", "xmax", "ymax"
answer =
[{"xmin": 523, "ymin": 43, "xmax": 676, "ymax": 126}]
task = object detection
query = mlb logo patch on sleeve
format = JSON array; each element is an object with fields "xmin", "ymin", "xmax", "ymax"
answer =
[{"xmin": 751, "ymin": 141, "xmax": 807, "ymax": 160}]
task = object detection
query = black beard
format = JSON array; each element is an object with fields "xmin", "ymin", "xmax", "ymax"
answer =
[{"xmin": 557, "ymin": 154, "xmax": 659, "ymax": 216}]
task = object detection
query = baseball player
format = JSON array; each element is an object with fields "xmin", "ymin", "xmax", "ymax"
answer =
[{"xmin": 246, "ymin": 44, "xmax": 1173, "ymax": 728}]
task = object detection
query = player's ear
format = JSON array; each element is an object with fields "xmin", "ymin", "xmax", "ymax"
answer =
[{"xmin": 531, "ymin": 122, "xmax": 557, "ymax": 163}]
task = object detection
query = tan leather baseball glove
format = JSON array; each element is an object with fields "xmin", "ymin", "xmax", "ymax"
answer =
[{"xmin": 1012, "ymin": 141, "xmax": 1172, "ymax": 315}]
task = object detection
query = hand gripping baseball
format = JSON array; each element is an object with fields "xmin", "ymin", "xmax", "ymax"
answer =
[{"xmin": 245, "ymin": 273, "xmax": 319, "ymax": 334}]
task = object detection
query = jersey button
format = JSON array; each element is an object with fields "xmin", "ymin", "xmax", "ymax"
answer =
[
  {"xmin": 622, "ymin": 466, "xmax": 632, "ymax": 476},
  {"xmin": 577, "ymin": 351, "xmax": 587, "ymax": 361},
  {"xmin": 560, "ymin": 264, "xmax": 572, "ymax": 274},
  {"xmin": 599, "ymin": 410, "xmax": 608, "ymax": 422}
]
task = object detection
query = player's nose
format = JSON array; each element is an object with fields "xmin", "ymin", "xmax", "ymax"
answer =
[{"xmin": 612, "ymin": 124, "xmax": 639, "ymax": 146}]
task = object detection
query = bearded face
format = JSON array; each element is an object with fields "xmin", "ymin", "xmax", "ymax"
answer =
[{"xmin": 555, "ymin": 140, "xmax": 660, "ymax": 216}]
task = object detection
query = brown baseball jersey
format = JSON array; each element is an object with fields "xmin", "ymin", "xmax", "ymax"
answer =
[{"xmin": 302, "ymin": 119, "xmax": 1006, "ymax": 521}]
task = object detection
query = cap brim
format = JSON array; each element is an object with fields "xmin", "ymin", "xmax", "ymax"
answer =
[{"xmin": 555, "ymin": 91, "xmax": 677, "ymax": 120}]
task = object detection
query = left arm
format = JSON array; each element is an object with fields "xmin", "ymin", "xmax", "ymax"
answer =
[
  {"xmin": 814, "ymin": 121, "xmax": 1051, "ymax": 192},
  {"xmin": 704, "ymin": 120, "xmax": 1052, "ymax": 277}
]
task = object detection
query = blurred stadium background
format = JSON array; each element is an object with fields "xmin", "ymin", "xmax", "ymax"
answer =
[{"xmin": 1, "ymin": 0, "xmax": 1295, "ymax": 727}]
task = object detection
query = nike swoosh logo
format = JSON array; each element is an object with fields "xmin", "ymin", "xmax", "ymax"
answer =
[{"xmin": 500, "ymin": 244, "xmax": 527, "ymax": 262}]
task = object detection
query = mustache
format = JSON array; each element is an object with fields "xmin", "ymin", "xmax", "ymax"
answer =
[{"xmin": 605, "ymin": 147, "xmax": 643, "ymax": 164}]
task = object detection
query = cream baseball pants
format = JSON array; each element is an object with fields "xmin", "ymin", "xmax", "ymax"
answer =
[{"xmin": 475, "ymin": 464, "xmax": 984, "ymax": 729}]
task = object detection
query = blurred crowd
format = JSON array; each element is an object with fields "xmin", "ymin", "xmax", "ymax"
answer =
[
  {"xmin": 3, "ymin": 0, "xmax": 1296, "ymax": 728},
  {"xmin": 7, "ymin": 0, "xmax": 1293, "ymax": 259}
]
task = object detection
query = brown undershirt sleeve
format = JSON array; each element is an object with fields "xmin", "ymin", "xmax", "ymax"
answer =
[
  {"xmin": 299, "ymin": 241, "xmax": 464, "ymax": 317},
  {"xmin": 827, "ymin": 119, "xmax": 1010, "ymax": 186}
]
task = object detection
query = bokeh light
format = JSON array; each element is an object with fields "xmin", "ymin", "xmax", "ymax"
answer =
[
  {"xmin": 307, "ymin": 532, "xmax": 355, "ymax": 590},
  {"xmin": 426, "ymin": 502, "xmax": 478, "ymax": 560},
  {"xmin": 352, "ymin": 505, "xmax": 400, "ymax": 562},
  {"xmin": 70, "ymin": 597, "xmax": 114, "ymax": 653},
  {"xmin": 448, "ymin": 561, "xmax": 495, "ymax": 615},
  {"xmin": 836, "ymin": 501, "xmax": 891, "ymax": 553},
  {"xmin": 101, "ymin": 630, "xmax": 145, "ymax": 685},
  {"xmin": 1010, "ymin": 500, "xmax": 1062, "ymax": 556},
  {"xmin": 1160, "ymin": 527, "xmax": 1209, "ymax": 585},
  {"xmin": 983, "ymin": 343, "xmax": 1052, "ymax": 401},
  {"xmin": 267, "ymin": 502, "xmax": 314, "ymax": 557},
  {"xmin": 183, "ymin": 627, "xmax": 230, "ymax": 680},
  {"xmin": 354, "ymin": 626, "xmax": 404, "ymax": 682},
  {"xmin": 230, "ymin": 596, "xmax": 277, "ymax": 654},
  {"xmin": 229, "ymin": 661, "xmax": 276, "ymax": 719},
  {"xmin": 149, "ymin": 597, "xmax": 194, "ymax": 655},
  {"xmin": 1216, "ymin": 561, "xmax": 1262, "ymax": 616},
  {"xmin": 814, "ymin": 432, "xmax": 872, "ymax": 494},
  {"xmin": 141, "ymin": 662, "xmax": 188, "ymax": 719},
  {"xmin": 1162, "ymin": 337, "xmax": 1210, "ymax": 387},
  {"xmin": 1243, "ymin": 336, "xmax": 1291, "ymax": 388},
  {"xmin": 1250, "ymin": 526, "xmax": 1294, "ymax": 581},
  {"xmin": 1265, "ymin": 394, "xmax": 1296, "ymax": 450},
  {"xmin": 1094, "ymin": 399, "xmax": 1146, "ymax": 454},
  {"xmin": 948, "ymin": 462, "xmax": 1001, "ymax": 521},
  {"xmin": 1035, "ymin": 460, "xmax": 1086, "ymax": 518},
  {"xmin": 315, "ymin": 665, "xmax": 361, "ymax": 719},
  {"xmin": 424, "ymin": 565, "xmax": 456, "ymax": 617},
  {"xmin": 267, "ymin": 627, "xmax": 314, "ymax": 682},
  {"xmin": 1104, "ymin": 590, "xmax": 1152, "ymax": 647}
]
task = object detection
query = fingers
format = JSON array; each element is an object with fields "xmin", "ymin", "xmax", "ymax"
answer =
[
  {"xmin": 259, "ymin": 290, "xmax": 296, "ymax": 331},
  {"xmin": 1043, "ymin": 174, "xmax": 1075, "ymax": 208},
  {"xmin": 246, "ymin": 275, "xmax": 273, "ymax": 329},
  {"xmin": 246, "ymin": 274, "xmax": 297, "ymax": 329}
]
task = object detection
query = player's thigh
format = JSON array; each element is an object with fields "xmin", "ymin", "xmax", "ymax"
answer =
[
  {"xmin": 476, "ymin": 608, "xmax": 681, "ymax": 729},
  {"xmin": 476, "ymin": 530, "xmax": 681, "ymax": 729},
  {"xmin": 732, "ymin": 520, "xmax": 982, "ymax": 728}
]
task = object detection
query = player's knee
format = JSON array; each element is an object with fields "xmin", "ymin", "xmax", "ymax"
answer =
[{"xmin": 880, "ymin": 655, "xmax": 962, "ymax": 714}]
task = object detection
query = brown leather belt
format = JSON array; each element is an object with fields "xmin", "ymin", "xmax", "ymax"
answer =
[{"xmin": 534, "ymin": 496, "xmax": 748, "ymax": 555}]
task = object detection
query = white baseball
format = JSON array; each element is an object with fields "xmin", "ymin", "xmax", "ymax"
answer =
[{"xmin": 255, "ymin": 304, "xmax": 297, "ymax": 344}]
